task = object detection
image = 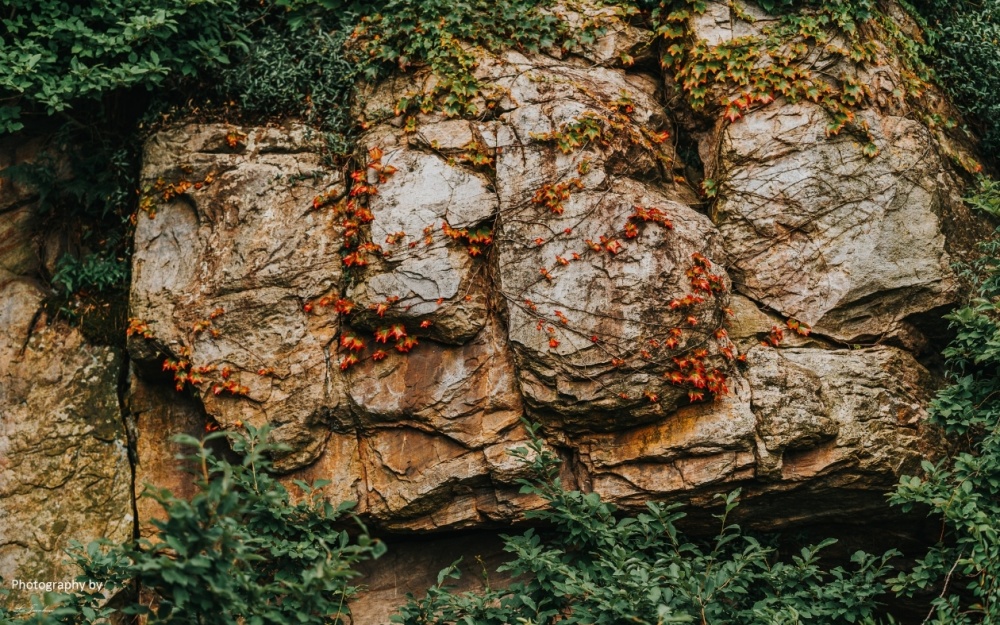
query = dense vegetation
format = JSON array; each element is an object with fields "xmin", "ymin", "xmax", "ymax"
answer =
[
  {"xmin": 2, "ymin": 0, "xmax": 1000, "ymax": 622},
  {"xmin": 911, "ymin": 0, "xmax": 1000, "ymax": 152},
  {"xmin": 395, "ymin": 426, "xmax": 897, "ymax": 625}
]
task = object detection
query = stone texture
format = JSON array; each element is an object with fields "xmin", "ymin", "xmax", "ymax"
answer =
[
  {"xmin": 1, "ymin": 132, "xmax": 133, "ymax": 601},
  {"xmin": 713, "ymin": 103, "xmax": 959, "ymax": 343},
  {"xmin": 2, "ymin": 2, "xmax": 986, "ymax": 617},
  {"xmin": 350, "ymin": 534, "xmax": 510, "ymax": 625},
  {"xmin": 125, "ymin": 371, "xmax": 204, "ymax": 538},
  {"xmin": 127, "ymin": 17, "xmax": 964, "ymax": 535},
  {"xmin": 130, "ymin": 123, "xmax": 346, "ymax": 471},
  {"xmin": 745, "ymin": 345, "xmax": 936, "ymax": 486},
  {"xmin": 572, "ymin": 344, "xmax": 939, "ymax": 524},
  {"xmin": 0, "ymin": 275, "xmax": 132, "ymax": 601},
  {"xmin": 497, "ymin": 176, "xmax": 731, "ymax": 428},
  {"xmin": 688, "ymin": 1, "xmax": 972, "ymax": 344},
  {"xmin": 343, "ymin": 319, "xmax": 522, "ymax": 449},
  {"xmin": 347, "ymin": 121, "xmax": 496, "ymax": 344}
]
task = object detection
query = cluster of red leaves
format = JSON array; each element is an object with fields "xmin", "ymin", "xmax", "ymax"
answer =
[
  {"xmin": 687, "ymin": 252, "xmax": 726, "ymax": 295},
  {"xmin": 340, "ymin": 321, "xmax": 421, "ymax": 370},
  {"xmin": 311, "ymin": 146, "xmax": 398, "ymax": 269},
  {"xmin": 625, "ymin": 205, "xmax": 674, "ymax": 239},
  {"xmin": 140, "ymin": 172, "xmax": 217, "ymax": 219},
  {"xmin": 126, "ymin": 318, "xmax": 155, "ymax": 339},
  {"xmin": 442, "ymin": 220, "xmax": 494, "ymax": 257},
  {"xmin": 531, "ymin": 179, "xmax": 584, "ymax": 215},
  {"xmin": 663, "ymin": 349, "xmax": 730, "ymax": 402}
]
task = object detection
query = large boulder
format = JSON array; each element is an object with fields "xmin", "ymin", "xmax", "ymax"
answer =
[
  {"xmin": 130, "ymin": 124, "xmax": 347, "ymax": 471},
  {"xmin": 712, "ymin": 103, "xmax": 959, "ymax": 343},
  {"xmin": 127, "ymin": 0, "xmax": 973, "ymax": 577},
  {"xmin": 688, "ymin": 0, "xmax": 975, "ymax": 345}
]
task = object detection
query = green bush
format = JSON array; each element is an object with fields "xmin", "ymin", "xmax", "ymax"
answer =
[
  {"xmin": 0, "ymin": 0, "xmax": 252, "ymax": 134},
  {"xmin": 887, "ymin": 184, "xmax": 1000, "ymax": 623},
  {"xmin": 965, "ymin": 176, "xmax": 1000, "ymax": 219},
  {"xmin": 51, "ymin": 253, "xmax": 128, "ymax": 295},
  {"xmin": 910, "ymin": 0, "xmax": 1000, "ymax": 153},
  {"xmin": 394, "ymin": 423, "xmax": 897, "ymax": 625},
  {"xmin": 0, "ymin": 426, "xmax": 384, "ymax": 624},
  {"xmin": 218, "ymin": 23, "xmax": 358, "ymax": 155}
]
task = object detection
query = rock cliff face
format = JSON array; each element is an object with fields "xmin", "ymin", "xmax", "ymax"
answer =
[
  {"xmin": 0, "ymin": 0, "xmax": 988, "ymax": 619},
  {"xmin": 0, "ymin": 137, "xmax": 132, "ymax": 595}
]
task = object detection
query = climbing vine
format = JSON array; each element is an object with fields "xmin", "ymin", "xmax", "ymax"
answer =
[{"xmin": 650, "ymin": 0, "xmax": 943, "ymax": 157}]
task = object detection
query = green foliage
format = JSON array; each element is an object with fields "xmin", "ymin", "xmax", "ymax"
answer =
[
  {"xmin": 218, "ymin": 23, "xmax": 357, "ymax": 154},
  {"xmin": 650, "ymin": 0, "xmax": 899, "ymax": 139},
  {"xmin": 394, "ymin": 422, "xmax": 896, "ymax": 625},
  {"xmin": 1, "ymin": 426, "xmax": 385, "ymax": 624},
  {"xmin": 910, "ymin": 0, "xmax": 1000, "ymax": 153},
  {"xmin": 0, "ymin": 0, "xmax": 252, "ymax": 133},
  {"xmin": 888, "ymin": 222, "xmax": 1000, "ymax": 624},
  {"xmin": 350, "ymin": 0, "xmax": 591, "ymax": 118},
  {"xmin": 51, "ymin": 252, "xmax": 128, "ymax": 295}
]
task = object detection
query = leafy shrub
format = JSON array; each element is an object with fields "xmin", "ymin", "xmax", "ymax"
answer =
[
  {"xmin": 910, "ymin": 0, "xmax": 1000, "ymax": 153},
  {"xmin": 51, "ymin": 253, "xmax": 128, "ymax": 295},
  {"xmin": 218, "ymin": 23, "xmax": 358, "ymax": 155},
  {"xmin": 964, "ymin": 176, "xmax": 1000, "ymax": 218},
  {"xmin": 888, "ymin": 197, "xmax": 1000, "ymax": 623},
  {"xmin": 394, "ymin": 423, "xmax": 897, "ymax": 625},
  {"xmin": 0, "ymin": 0, "xmax": 252, "ymax": 134},
  {"xmin": 0, "ymin": 426, "xmax": 384, "ymax": 624}
]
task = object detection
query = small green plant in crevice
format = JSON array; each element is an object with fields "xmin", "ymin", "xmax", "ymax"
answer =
[
  {"xmin": 964, "ymin": 176, "xmax": 1000, "ymax": 218},
  {"xmin": 51, "ymin": 253, "xmax": 128, "ymax": 295},
  {"xmin": 888, "ymin": 225, "xmax": 1000, "ymax": 624},
  {"xmin": 0, "ymin": 425, "xmax": 384, "ymax": 624},
  {"xmin": 393, "ymin": 421, "xmax": 897, "ymax": 625}
]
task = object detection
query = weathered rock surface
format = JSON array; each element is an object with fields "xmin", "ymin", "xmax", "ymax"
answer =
[
  {"xmin": 0, "ymin": 275, "xmax": 132, "ymax": 600},
  {"xmin": 692, "ymin": 0, "xmax": 972, "ymax": 344},
  {"xmin": 573, "ymin": 345, "xmax": 939, "ymax": 523},
  {"xmin": 130, "ymin": 124, "xmax": 346, "ymax": 471},
  {"xmin": 125, "ymin": 371, "xmax": 204, "ymax": 538},
  {"xmin": 0, "ymin": 133, "xmax": 133, "ymax": 602},
  {"xmin": 126, "ymin": 2, "xmax": 974, "ymax": 538},
  {"xmin": 1, "ymin": 0, "xmax": 990, "ymax": 618},
  {"xmin": 713, "ymin": 103, "xmax": 959, "ymax": 343}
]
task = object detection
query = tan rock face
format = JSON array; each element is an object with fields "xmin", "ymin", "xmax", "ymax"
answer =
[
  {"xmin": 2, "ymin": 0, "xmax": 983, "ymax": 613},
  {"xmin": 0, "ymin": 131, "xmax": 134, "ymax": 600},
  {"xmin": 713, "ymin": 103, "xmax": 958, "ymax": 342},
  {"xmin": 0, "ymin": 275, "xmax": 132, "ymax": 602},
  {"xmin": 130, "ymin": 124, "xmax": 346, "ymax": 471},
  {"xmin": 0, "ymin": 4, "xmax": 989, "ymax": 623},
  {"xmin": 125, "ymin": 371, "xmax": 204, "ymax": 538},
  {"xmin": 689, "ymin": 0, "xmax": 968, "ymax": 344},
  {"xmin": 126, "ymin": 1, "xmax": 974, "ymax": 539}
]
